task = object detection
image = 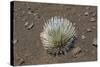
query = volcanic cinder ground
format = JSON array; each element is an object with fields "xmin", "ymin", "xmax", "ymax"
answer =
[{"xmin": 12, "ymin": 1, "xmax": 97, "ymax": 66}]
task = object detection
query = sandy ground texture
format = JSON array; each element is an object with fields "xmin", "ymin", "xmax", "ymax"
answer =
[{"xmin": 12, "ymin": 1, "xmax": 97, "ymax": 66}]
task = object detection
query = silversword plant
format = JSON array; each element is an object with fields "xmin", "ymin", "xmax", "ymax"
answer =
[{"xmin": 40, "ymin": 16, "xmax": 76, "ymax": 55}]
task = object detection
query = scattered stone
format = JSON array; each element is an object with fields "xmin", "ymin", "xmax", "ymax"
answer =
[
  {"xmin": 27, "ymin": 23, "xmax": 34, "ymax": 30},
  {"xmin": 90, "ymin": 17, "xmax": 96, "ymax": 22},
  {"xmin": 72, "ymin": 47, "xmax": 82, "ymax": 58},
  {"xmin": 33, "ymin": 13, "xmax": 38, "ymax": 16},
  {"xmin": 33, "ymin": 13, "xmax": 41, "ymax": 19},
  {"xmin": 28, "ymin": 11, "xmax": 32, "ymax": 14},
  {"xmin": 59, "ymin": 49, "xmax": 65, "ymax": 55},
  {"xmin": 59, "ymin": 51, "xmax": 63, "ymax": 54},
  {"xmin": 86, "ymin": 28, "xmax": 92, "ymax": 32},
  {"xmin": 92, "ymin": 38, "xmax": 97, "ymax": 47},
  {"xmin": 24, "ymin": 22, "xmax": 34, "ymax": 30},
  {"xmin": 18, "ymin": 57, "xmax": 25, "ymax": 65},
  {"xmin": 24, "ymin": 22, "xmax": 29, "ymax": 27},
  {"xmin": 92, "ymin": 26, "xmax": 96, "ymax": 29},
  {"xmin": 85, "ymin": 7, "xmax": 90, "ymax": 10},
  {"xmin": 28, "ymin": 9, "xmax": 34, "ymax": 14},
  {"xmin": 81, "ymin": 35, "xmax": 86, "ymax": 39},
  {"xmin": 84, "ymin": 12, "xmax": 89, "ymax": 16},
  {"xmin": 13, "ymin": 39, "xmax": 18, "ymax": 44},
  {"xmin": 92, "ymin": 12, "xmax": 96, "ymax": 17}
]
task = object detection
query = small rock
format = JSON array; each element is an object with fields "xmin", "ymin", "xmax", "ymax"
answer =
[
  {"xmin": 18, "ymin": 58, "xmax": 25, "ymax": 65},
  {"xmin": 81, "ymin": 35, "xmax": 86, "ymax": 39},
  {"xmin": 92, "ymin": 26, "xmax": 96, "ymax": 29},
  {"xmin": 33, "ymin": 13, "xmax": 38, "ymax": 16},
  {"xmin": 27, "ymin": 23, "xmax": 34, "ymax": 30},
  {"xmin": 28, "ymin": 11, "xmax": 32, "ymax": 14},
  {"xmin": 24, "ymin": 22, "xmax": 29, "ymax": 27},
  {"xmin": 92, "ymin": 38, "xmax": 97, "ymax": 47},
  {"xmin": 59, "ymin": 49, "xmax": 65, "ymax": 55},
  {"xmin": 86, "ymin": 28, "xmax": 92, "ymax": 32},
  {"xmin": 59, "ymin": 51, "xmax": 63, "ymax": 54},
  {"xmin": 85, "ymin": 7, "xmax": 90, "ymax": 10},
  {"xmin": 13, "ymin": 39, "xmax": 18, "ymax": 44},
  {"xmin": 72, "ymin": 47, "xmax": 82, "ymax": 58},
  {"xmin": 92, "ymin": 12, "xmax": 96, "ymax": 17},
  {"xmin": 84, "ymin": 12, "xmax": 89, "ymax": 16},
  {"xmin": 90, "ymin": 17, "xmax": 96, "ymax": 22},
  {"xmin": 34, "ymin": 13, "xmax": 41, "ymax": 19},
  {"xmin": 28, "ymin": 10, "xmax": 34, "ymax": 15},
  {"xmin": 24, "ymin": 22, "xmax": 34, "ymax": 30}
]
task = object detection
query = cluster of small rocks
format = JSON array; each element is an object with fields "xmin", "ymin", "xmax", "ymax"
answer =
[
  {"xmin": 80, "ymin": 8, "xmax": 97, "ymax": 58},
  {"xmin": 85, "ymin": 7, "xmax": 90, "ymax": 10},
  {"xmin": 83, "ymin": 7, "xmax": 97, "ymax": 47},
  {"xmin": 84, "ymin": 7, "xmax": 96, "ymax": 22}
]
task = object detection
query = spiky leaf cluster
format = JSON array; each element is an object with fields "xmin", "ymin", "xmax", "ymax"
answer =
[{"xmin": 40, "ymin": 16, "xmax": 76, "ymax": 50}]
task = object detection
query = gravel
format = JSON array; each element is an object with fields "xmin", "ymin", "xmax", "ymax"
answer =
[
  {"xmin": 72, "ymin": 47, "xmax": 82, "ymax": 58},
  {"xmin": 84, "ymin": 12, "xmax": 89, "ymax": 16},
  {"xmin": 81, "ymin": 35, "xmax": 86, "ymax": 39},
  {"xmin": 90, "ymin": 17, "xmax": 96, "ymax": 22},
  {"xmin": 92, "ymin": 38, "xmax": 97, "ymax": 47},
  {"xmin": 86, "ymin": 28, "xmax": 92, "ymax": 32}
]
